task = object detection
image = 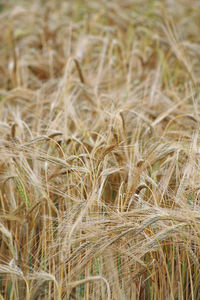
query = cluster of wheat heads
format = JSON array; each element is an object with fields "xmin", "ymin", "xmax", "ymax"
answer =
[{"xmin": 0, "ymin": 0, "xmax": 200, "ymax": 299}]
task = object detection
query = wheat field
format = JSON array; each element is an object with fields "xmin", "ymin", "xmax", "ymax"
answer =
[{"xmin": 0, "ymin": 0, "xmax": 200, "ymax": 299}]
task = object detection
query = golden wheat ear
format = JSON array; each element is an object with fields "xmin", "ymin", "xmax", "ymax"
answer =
[{"xmin": 0, "ymin": 0, "xmax": 199, "ymax": 299}]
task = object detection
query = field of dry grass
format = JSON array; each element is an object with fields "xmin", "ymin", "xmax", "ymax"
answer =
[{"xmin": 0, "ymin": 0, "xmax": 200, "ymax": 299}]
